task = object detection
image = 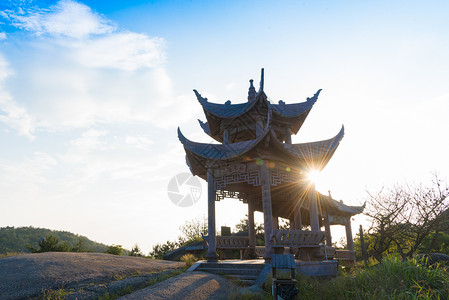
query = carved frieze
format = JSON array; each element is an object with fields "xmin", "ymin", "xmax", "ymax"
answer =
[
  {"xmin": 271, "ymin": 170, "xmax": 300, "ymax": 186},
  {"xmin": 224, "ymin": 163, "xmax": 247, "ymax": 175},
  {"xmin": 215, "ymin": 170, "xmax": 261, "ymax": 190},
  {"xmin": 216, "ymin": 190, "xmax": 247, "ymax": 202}
]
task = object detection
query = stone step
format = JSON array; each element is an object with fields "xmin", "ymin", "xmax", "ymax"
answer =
[
  {"xmin": 196, "ymin": 267, "xmax": 261, "ymax": 276},
  {"xmin": 191, "ymin": 261, "xmax": 267, "ymax": 286},
  {"xmin": 196, "ymin": 262, "xmax": 264, "ymax": 270},
  {"xmin": 227, "ymin": 274, "xmax": 258, "ymax": 281}
]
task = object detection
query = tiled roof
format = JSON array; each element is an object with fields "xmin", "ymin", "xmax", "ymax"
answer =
[
  {"xmin": 194, "ymin": 89, "xmax": 320, "ymax": 119},
  {"xmin": 283, "ymin": 125, "xmax": 344, "ymax": 170},
  {"xmin": 178, "ymin": 124, "xmax": 344, "ymax": 171}
]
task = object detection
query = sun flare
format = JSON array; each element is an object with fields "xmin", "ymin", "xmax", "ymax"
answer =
[{"xmin": 307, "ymin": 169, "xmax": 321, "ymax": 184}]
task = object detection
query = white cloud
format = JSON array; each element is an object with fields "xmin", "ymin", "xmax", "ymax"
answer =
[
  {"xmin": 76, "ymin": 33, "xmax": 165, "ymax": 71},
  {"xmin": 0, "ymin": 32, "xmax": 6, "ymax": 40},
  {"xmin": 0, "ymin": 55, "xmax": 35, "ymax": 139},
  {"xmin": 0, "ymin": 0, "xmax": 172, "ymax": 135},
  {"xmin": 124, "ymin": 135, "xmax": 153, "ymax": 149},
  {"xmin": 3, "ymin": 0, "xmax": 115, "ymax": 38},
  {"xmin": 69, "ymin": 129, "xmax": 108, "ymax": 152}
]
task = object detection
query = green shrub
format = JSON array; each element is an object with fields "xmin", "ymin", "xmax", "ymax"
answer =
[
  {"xmin": 105, "ymin": 245, "xmax": 125, "ymax": 255},
  {"xmin": 264, "ymin": 257, "xmax": 449, "ymax": 299},
  {"xmin": 180, "ymin": 253, "xmax": 198, "ymax": 267},
  {"xmin": 129, "ymin": 244, "xmax": 144, "ymax": 257},
  {"xmin": 27, "ymin": 235, "xmax": 69, "ymax": 253}
]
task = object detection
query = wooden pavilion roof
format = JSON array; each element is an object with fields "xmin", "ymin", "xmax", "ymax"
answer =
[
  {"xmin": 178, "ymin": 120, "xmax": 344, "ymax": 180},
  {"xmin": 195, "ymin": 86, "xmax": 320, "ymax": 143}
]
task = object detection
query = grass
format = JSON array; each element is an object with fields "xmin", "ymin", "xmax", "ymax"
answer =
[
  {"xmin": 42, "ymin": 287, "xmax": 73, "ymax": 300},
  {"xmin": 97, "ymin": 269, "xmax": 185, "ymax": 300},
  {"xmin": 275, "ymin": 257, "xmax": 449, "ymax": 299},
  {"xmin": 0, "ymin": 252, "xmax": 24, "ymax": 259},
  {"xmin": 180, "ymin": 253, "xmax": 198, "ymax": 268}
]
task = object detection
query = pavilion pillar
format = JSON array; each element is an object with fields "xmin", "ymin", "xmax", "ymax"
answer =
[
  {"xmin": 323, "ymin": 214, "xmax": 332, "ymax": 246},
  {"xmin": 309, "ymin": 184, "xmax": 320, "ymax": 231},
  {"xmin": 284, "ymin": 127, "xmax": 292, "ymax": 144},
  {"xmin": 289, "ymin": 216, "xmax": 295, "ymax": 230},
  {"xmin": 345, "ymin": 217, "xmax": 354, "ymax": 252},
  {"xmin": 223, "ymin": 129, "xmax": 229, "ymax": 144},
  {"xmin": 293, "ymin": 204, "xmax": 302, "ymax": 230},
  {"xmin": 248, "ymin": 199, "xmax": 256, "ymax": 256},
  {"xmin": 272, "ymin": 215, "xmax": 279, "ymax": 230},
  {"xmin": 206, "ymin": 169, "xmax": 218, "ymax": 261},
  {"xmin": 261, "ymin": 162, "xmax": 274, "ymax": 261}
]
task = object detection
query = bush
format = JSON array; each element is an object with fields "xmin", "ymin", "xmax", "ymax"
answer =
[
  {"xmin": 105, "ymin": 245, "xmax": 125, "ymax": 255},
  {"xmin": 180, "ymin": 253, "xmax": 198, "ymax": 267},
  {"xmin": 27, "ymin": 235, "xmax": 69, "ymax": 253},
  {"xmin": 129, "ymin": 244, "xmax": 144, "ymax": 257},
  {"xmin": 263, "ymin": 257, "xmax": 449, "ymax": 299}
]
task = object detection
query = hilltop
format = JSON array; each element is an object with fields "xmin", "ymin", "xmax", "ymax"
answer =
[{"xmin": 0, "ymin": 226, "xmax": 108, "ymax": 254}]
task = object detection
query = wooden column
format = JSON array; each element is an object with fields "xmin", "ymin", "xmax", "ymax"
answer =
[
  {"xmin": 223, "ymin": 129, "xmax": 229, "ymax": 144},
  {"xmin": 309, "ymin": 183, "xmax": 320, "ymax": 231},
  {"xmin": 284, "ymin": 127, "xmax": 292, "ymax": 144},
  {"xmin": 272, "ymin": 215, "xmax": 279, "ymax": 230},
  {"xmin": 289, "ymin": 216, "xmax": 295, "ymax": 230},
  {"xmin": 293, "ymin": 204, "xmax": 302, "ymax": 230},
  {"xmin": 345, "ymin": 217, "xmax": 354, "ymax": 251},
  {"xmin": 206, "ymin": 169, "xmax": 218, "ymax": 261},
  {"xmin": 248, "ymin": 199, "xmax": 256, "ymax": 256},
  {"xmin": 323, "ymin": 214, "xmax": 332, "ymax": 246},
  {"xmin": 261, "ymin": 162, "xmax": 274, "ymax": 261}
]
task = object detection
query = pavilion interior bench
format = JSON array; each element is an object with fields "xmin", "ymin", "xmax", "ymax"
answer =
[
  {"xmin": 202, "ymin": 234, "xmax": 250, "ymax": 259},
  {"xmin": 271, "ymin": 229, "xmax": 326, "ymax": 261},
  {"xmin": 216, "ymin": 236, "xmax": 250, "ymax": 259}
]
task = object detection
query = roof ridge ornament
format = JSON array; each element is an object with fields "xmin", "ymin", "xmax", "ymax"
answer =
[
  {"xmin": 247, "ymin": 79, "xmax": 256, "ymax": 102},
  {"xmin": 193, "ymin": 89, "xmax": 208, "ymax": 102},
  {"xmin": 258, "ymin": 68, "xmax": 264, "ymax": 93},
  {"xmin": 307, "ymin": 89, "xmax": 322, "ymax": 102}
]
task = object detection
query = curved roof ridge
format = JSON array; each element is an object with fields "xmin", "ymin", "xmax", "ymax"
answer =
[
  {"xmin": 271, "ymin": 89, "xmax": 321, "ymax": 118},
  {"xmin": 177, "ymin": 125, "xmax": 271, "ymax": 161},
  {"xmin": 194, "ymin": 89, "xmax": 265, "ymax": 118},
  {"xmin": 194, "ymin": 88, "xmax": 320, "ymax": 120},
  {"xmin": 283, "ymin": 125, "xmax": 345, "ymax": 170}
]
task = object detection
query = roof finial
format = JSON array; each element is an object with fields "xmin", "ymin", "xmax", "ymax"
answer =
[
  {"xmin": 259, "ymin": 68, "xmax": 264, "ymax": 92},
  {"xmin": 248, "ymin": 79, "xmax": 256, "ymax": 101}
]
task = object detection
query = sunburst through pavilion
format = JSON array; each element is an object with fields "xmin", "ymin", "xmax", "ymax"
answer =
[{"xmin": 178, "ymin": 69, "xmax": 363, "ymax": 263}]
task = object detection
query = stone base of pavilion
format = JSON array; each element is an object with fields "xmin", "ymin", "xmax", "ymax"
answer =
[{"xmin": 187, "ymin": 259, "xmax": 338, "ymax": 287}]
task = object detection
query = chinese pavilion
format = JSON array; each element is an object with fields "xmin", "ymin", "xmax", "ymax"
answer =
[{"xmin": 178, "ymin": 69, "xmax": 363, "ymax": 263}]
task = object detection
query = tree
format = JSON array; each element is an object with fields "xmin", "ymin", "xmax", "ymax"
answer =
[
  {"xmin": 234, "ymin": 215, "xmax": 265, "ymax": 245},
  {"xmin": 129, "ymin": 244, "xmax": 144, "ymax": 257},
  {"xmin": 105, "ymin": 244, "xmax": 125, "ymax": 255},
  {"xmin": 365, "ymin": 175, "xmax": 449, "ymax": 261},
  {"xmin": 27, "ymin": 235, "xmax": 69, "ymax": 253},
  {"xmin": 178, "ymin": 216, "xmax": 207, "ymax": 246},
  {"xmin": 71, "ymin": 237, "xmax": 87, "ymax": 252},
  {"xmin": 148, "ymin": 240, "xmax": 179, "ymax": 259}
]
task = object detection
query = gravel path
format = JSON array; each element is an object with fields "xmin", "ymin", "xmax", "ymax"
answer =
[
  {"xmin": 118, "ymin": 271, "xmax": 238, "ymax": 300},
  {"xmin": 0, "ymin": 252, "xmax": 184, "ymax": 300}
]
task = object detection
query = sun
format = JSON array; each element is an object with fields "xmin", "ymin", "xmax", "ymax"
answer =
[{"xmin": 307, "ymin": 169, "xmax": 321, "ymax": 184}]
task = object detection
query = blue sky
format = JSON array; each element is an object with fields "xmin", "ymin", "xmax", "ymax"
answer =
[{"xmin": 1, "ymin": 0, "xmax": 448, "ymax": 252}]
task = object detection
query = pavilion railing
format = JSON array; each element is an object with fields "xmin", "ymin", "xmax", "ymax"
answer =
[
  {"xmin": 271, "ymin": 229, "xmax": 325, "ymax": 248},
  {"xmin": 216, "ymin": 236, "xmax": 249, "ymax": 249},
  {"xmin": 216, "ymin": 236, "xmax": 250, "ymax": 259},
  {"xmin": 335, "ymin": 250, "xmax": 356, "ymax": 264},
  {"xmin": 255, "ymin": 246, "xmax": 265, "ymax": 257}
]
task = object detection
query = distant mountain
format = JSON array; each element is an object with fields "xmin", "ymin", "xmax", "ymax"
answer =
[{"xmin": 0, "ymin": 226, "xmax": 108, "ymax": 254}]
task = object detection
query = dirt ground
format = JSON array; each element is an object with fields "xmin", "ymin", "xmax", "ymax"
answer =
[
  {"xmin": 118, "ymin": 271, "xmax": 239, "ymax": 300},
  {"xmin": 0, "ymin": 252, "xmax": 185, "ymax": 299}
]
